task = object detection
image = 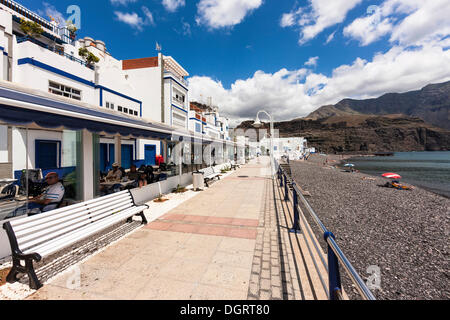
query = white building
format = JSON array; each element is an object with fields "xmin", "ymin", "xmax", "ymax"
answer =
[
  {"xmin": 0, "ymin": 0, "xmax": 243, "ymax": 206},
  {"xmin": 260, "ymin": 137, "xmax": 308, "ymax": 160}
]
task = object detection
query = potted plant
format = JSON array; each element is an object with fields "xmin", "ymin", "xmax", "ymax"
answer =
[
  {"xmin": 78, "ymin": 47, "xmax": 100, "ymax": 67},
  {"xmin": 153, "ymin": 193, "xmax": 169, "ymax": 203},
  {"xmin": 172, "ymin": 184, "xmax": 188, "ymax": 194},
  {"xmin": 66, "ymin": 20, "xmax": 77, "ymax": 41},
  {"xmin": 19, "ymin": 19, "xmax": 44, "ymax": 39}
]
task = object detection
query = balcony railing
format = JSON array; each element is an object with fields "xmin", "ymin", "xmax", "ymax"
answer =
[
  {"xmin": 17, "ymin": 36, "xmax": 95, "ymax": 70},
  {"xmin": 1, "ymin": 0, "xmax": 55, "ymax": 33},
  {"xmin": 164, "ymin": 71, "xmax": 188, "ymax": 87}
]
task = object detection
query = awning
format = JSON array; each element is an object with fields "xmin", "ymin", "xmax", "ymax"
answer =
[{"xmin": 0, "ymin": 85, "xmax": 172, "ymax": 139}]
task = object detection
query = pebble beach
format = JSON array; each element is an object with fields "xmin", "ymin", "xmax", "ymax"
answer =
[{"xmin": 290, "ymin": 154, "xmax": 450, "ymax": 300}]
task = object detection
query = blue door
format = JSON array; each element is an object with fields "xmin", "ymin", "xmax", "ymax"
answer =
[
  {"xmin": 144, "ymin": 145, "xmax": 156, "ymax": 165},
  {"xmin": 36, "ymin": 140, "xmax": 60, "ymax": 169},
  {"xmin": 121, "ymin": 144, "xmax": 133, "ymax": 169},
  {"xmin": 100, "ymin": 143, "xmax": 108, "ymax": 172},
  {"xmin": 108, "ymin": 144, "xmax": 115, "ymax": 170}
]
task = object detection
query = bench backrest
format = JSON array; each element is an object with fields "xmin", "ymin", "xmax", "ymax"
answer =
[
  {"xmin": 201, "ymin": 167, "xmax": 214, "ymax": 176},
  {"xmin": 8, "ymin": 190, "xmax": 135, "ymax": 254}
]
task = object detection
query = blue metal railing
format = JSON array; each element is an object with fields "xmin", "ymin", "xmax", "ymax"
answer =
[
  {"xmin": 17, "ymin": 36, "xmax": 94, "ymax": 70},
  {"xmin": 1, "ymin": 0, "xmax": 54, "ymax": 32},
  {"xmin": 274, "ymin": 159, "xmax": 376, "ymax": 300}
]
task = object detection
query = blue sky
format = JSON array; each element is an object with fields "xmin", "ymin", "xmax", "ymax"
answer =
[{"xmin": 24, "ymin": 0, "xmax": 450, "ymax": 123}]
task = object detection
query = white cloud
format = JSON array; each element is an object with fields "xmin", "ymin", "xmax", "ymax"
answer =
[
  {"xmin": 42, "ymin": 2, "xmax": 67, "ymax": 26},
  {"xmin": 196, "ymin": 0, "xmax": 263, "ymax": 29},
  {"xmin": 162, "ymin": 0, "xmax": 185, "ymax": 12},
  {"xmin": 114, "ymin": 6, "xmax": 155, "ymax": 31},
  {"xmin": 304, "ymin": 56, "xmax": 319, "ymax": 67},
  {"xmin": 345, "ymin": 0, "xmax": 450, "ymax": 46},
  {"xmin": 281, "ymin": 0, "xmax": 363, "ymax": 44},
  {"xmin": 325, "ymin": 30, "xmax": 337, "ymax": 44},
  {"xmin": 189, "ymin": 43, "xmax": 450, "ymax": 124},
  {"xmin": 110, "ymin": 0, "xmax": 137, "ymax": 5}
]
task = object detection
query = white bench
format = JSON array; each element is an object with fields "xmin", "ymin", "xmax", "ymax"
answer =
[
  {"xmin": 200, "ymin": 167, "xmax": 222, "ymax": 187},
  {"xmin": 230, "ymin": 160, "xmax": 241, "ymax": 170},
  {"xmin": 2, "ymin": 190, "xmax": 148, "ymax": 289}
]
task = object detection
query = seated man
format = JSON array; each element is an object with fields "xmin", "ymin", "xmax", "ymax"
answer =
[
  {"xmin": 106, "ymin": 163, "xmax": 122, "ymax": 181},
  {"xmin": 12, "ymin": 172, "xmax": 65, "ymax": 217},
  {"xmin": 127, "ymin": 165, "xmax": 140, "ymax": 181}
]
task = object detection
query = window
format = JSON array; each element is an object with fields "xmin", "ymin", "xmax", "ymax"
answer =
[
  {"xmin": 128, "ymin": 109, "xmax": 133, "ymax": 115},
  {"xmin": 173, "ymin": 112, "xmax": 186, "ymax": 128},
  {"xmin": 110, "ymin": 104, "xmax": 114, "ymax": 110},
  {"xmin": 118, "ymin": 106, "xmax": 123, "ymax": 112},
  {"xmin": 173, "ymin": 88, "xmax": 185, "ymax": 105},
  {"xmin": 48, "ymin": 81, "xmax": 81, "ymax": 101},
  {"xmin": 134, "ymin": 111, "xmax": 138, "ymax": 116},
  {"xmin": 105, "ymin": 102, "xmax": 109, "ymax": 109},
  {"xmin": 124, "ymin": 108, "xmax": 128, "ymax": 114},
  {"xmin": 35, "ymin": 140, "xmax": 61, "ymax": 169}
]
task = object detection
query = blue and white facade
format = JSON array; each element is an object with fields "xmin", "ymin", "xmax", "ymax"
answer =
[{"xmin": 0, "ymin": 0, "xmax": 245, "ymax": 203}]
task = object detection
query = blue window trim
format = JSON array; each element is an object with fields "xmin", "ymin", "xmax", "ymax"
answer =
[
  {"xmin": 164, "ymin": 76, "xmax": 188, "ymax": 91},
  {"xmin": 35, "ymin": 139, "xmax": 61, "ymax": 169},
  {"xmin": 172, "ymin": 104, "xmax": 188, "ymax": 113},
  {"xmin": 99, "ymin": 87, "xmax": 103, "ymax": 107},
  {"xmin": 189, "ymin": 117, "xmax": 202, "ymax": 123},
  {"xmin": 18, "ymin": 58, "xmax": 143, "ymax": 116},
  {"xmin": 18, "ymin": 58, "xmax": 95, "ymax": 87}
]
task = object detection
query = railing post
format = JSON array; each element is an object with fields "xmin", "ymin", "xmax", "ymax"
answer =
[
  {"xmin": 324, "ymin": 232, "xmax": 342, "ymax": 300},
  {"xmin": 284, "ymin": 175, "xmax": 289, "ymax": 201},
  {"xmin": 289, "ymin": 183, "xmax": 301, "ymax": 234},
  {"xmin": 279, "ymin": 169, "xmax": 283, "ymax": 187}
]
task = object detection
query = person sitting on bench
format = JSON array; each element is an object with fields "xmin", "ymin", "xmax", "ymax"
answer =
[{"xmin": 12, "ymin": 172, "xmax": 65, "ymax": 217}]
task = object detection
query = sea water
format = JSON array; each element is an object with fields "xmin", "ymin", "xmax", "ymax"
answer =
[{"xmin": 348, "ymin": 151, "xmax": 450, "ymax": 198}]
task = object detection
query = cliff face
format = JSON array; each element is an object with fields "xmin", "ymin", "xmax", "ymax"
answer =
[
  {"xmin": 307, "ymin": 81, "xmax": 450, "ymax": 130},
  {"xmin": 238, "ymin": 114, "xmax": 450, "ymax": 154}
]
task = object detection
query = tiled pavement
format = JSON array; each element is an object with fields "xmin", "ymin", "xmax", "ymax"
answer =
[{"xmin": 26, "ymin": 158, "xmax": 329, "ymax": 300}]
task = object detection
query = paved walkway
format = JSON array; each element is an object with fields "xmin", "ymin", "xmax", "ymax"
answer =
[{"xmin": 26, "ymin": 158, "xmax": 328, "ymax": 300}]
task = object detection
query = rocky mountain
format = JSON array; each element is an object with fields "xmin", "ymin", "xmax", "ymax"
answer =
[
  {"xmin": 237, "ymin": 114, "xmax": 450, "ymax": 154},
  {"xmin": 306, "ymin": 81, "xmax": 450, "ymax": 130}
]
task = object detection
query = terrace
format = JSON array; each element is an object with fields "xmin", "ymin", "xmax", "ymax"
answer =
[{"xmin": 16, "ymin": 36, "xmax": 95, "ymax": 70}]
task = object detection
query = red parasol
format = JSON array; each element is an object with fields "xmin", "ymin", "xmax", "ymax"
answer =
[{"xmin": 382, "ymin": 172, "xmax": 402, "ymax": 179}]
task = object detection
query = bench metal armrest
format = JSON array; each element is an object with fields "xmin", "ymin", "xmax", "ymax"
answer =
[{"xmin": 12, "ymin": 249, "xmax": 42, "ymax": 263}]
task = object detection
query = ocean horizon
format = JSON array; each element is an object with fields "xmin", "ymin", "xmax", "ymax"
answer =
[{"xmin": 348, "ymin": 151, "xmax": 450, "ymax": 198}]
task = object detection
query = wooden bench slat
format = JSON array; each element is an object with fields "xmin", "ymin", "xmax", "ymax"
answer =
[
  {"xmin": 10, "ymin": 191, "xmax": 130, "ymax": 228},
  {"xmin": 3, "ymin": 189, "xmax": 148, "ymax": 290},
  {"xmin": 24, "ymin": 206, "xmax": 147, "ymax": 257},
  {"xmin": 18, "ymin": 200, "xmax": 135, "ymax": 252},
  {"xmin": 16, "ymin": 200, "xmax": 134, "ymax": 249},
  {"xmin": 14, "ymin": 196, "xmax": 133, "ymax": 237}
]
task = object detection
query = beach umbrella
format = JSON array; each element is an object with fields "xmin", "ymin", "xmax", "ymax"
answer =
[
  {"xmin": 344, "ymin": 163, "xmax": 355, "ymax": 167},
  {"xmin": 382, "ymin": 173, "xmax": 402, "ymax": 179}
]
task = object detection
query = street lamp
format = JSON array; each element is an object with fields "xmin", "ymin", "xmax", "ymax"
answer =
[{"xmin": 253, "ymin": 110, "xmax": 275, "ymax": 176}]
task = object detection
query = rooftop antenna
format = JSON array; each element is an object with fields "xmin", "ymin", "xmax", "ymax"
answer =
[{"xmin": 156, "ymin": 42, "xmax": 162, "ymax": 52}]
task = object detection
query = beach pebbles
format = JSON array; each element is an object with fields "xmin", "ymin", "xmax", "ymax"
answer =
[{"xmin": 289, "ymin": 155, "xmax": 450, "ymax": 300}]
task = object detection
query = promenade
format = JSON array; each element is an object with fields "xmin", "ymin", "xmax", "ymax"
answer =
[{"xmin": 25, "ymin": 157, "xmax": 328, "ymax": 300}]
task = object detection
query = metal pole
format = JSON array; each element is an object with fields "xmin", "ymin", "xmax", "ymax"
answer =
[
  {"xmin": 284, "ymin": 175, "xmax": 289, "ymax": 201},
  {"xmin": 289, "ymin": 182, "xmax": 301, "ymax": 234},
  {"xmin": 324, "ymin": 232, "xmax": 342, "ymax": 300},
  {"xmin": 280, "ymin": 169, "xmax": 284, "ymax": 187}
]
